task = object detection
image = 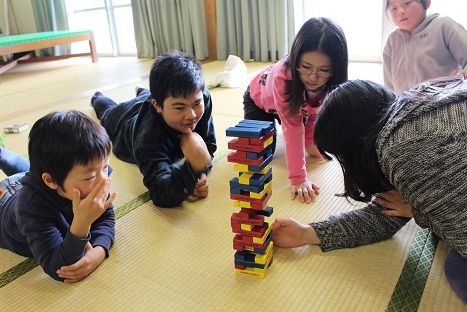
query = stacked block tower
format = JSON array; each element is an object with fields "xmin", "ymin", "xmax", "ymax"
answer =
[{"xmin": 226, "ymin": 120, "xmax": 275, "ymax": 278}]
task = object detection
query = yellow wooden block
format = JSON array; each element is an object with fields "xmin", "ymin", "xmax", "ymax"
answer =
[
  {"xmin": 253, "ymin": 241, "xmax": 273, "ymax": 264},
  {"xmin": 235, "ymin": 267, "xmax": 268, "ymax": 278},
  {"xmin": 233, "ymin": 163, "xmax": 249, "ymax": 171},
  {"xmin": 241, "ymin": 223, "xmax": 254, "ymax": 231},
  {"xmin": 239, "ymin": 171, "xmax": 254, "ymax": 184},
  {"xmin": 253, "ymin": 221, "xmax": 272, "ymax": 244},
  {"xmin": 233, "ymin": 200, "xmax": 252, "ymax": 208},
  {"xmin": 258, "ymin": 166, "xmax": 269, "ymax": 175},
  {"xmin": 250, "ymin": 180, "xmax": 272, "ymax": 199},
  {"xmin": 262, "ymin": 136, "xmax": 274, "ymax": 148}
]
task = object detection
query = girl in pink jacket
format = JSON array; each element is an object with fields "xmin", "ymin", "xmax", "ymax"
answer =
[{"xmin": 243, "ymin": 17, "xmax": 348, "ymax": 204}]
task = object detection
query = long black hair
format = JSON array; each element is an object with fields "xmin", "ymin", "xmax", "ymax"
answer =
[
  {"xmin": 314, "ymin": 80, "xmax": 396, "ymax": 202},
  {"xmin": 284, "ymin": 17, "xmax": 348, "ymax": 117}
]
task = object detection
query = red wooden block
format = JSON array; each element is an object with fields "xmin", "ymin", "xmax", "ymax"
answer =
[
  {"xmin": 231, "ymin": 210, "xmax": 264, "ymax": 227},
  {"xmin": 237, "ymin": 137, "xmax": 249, "ymax": 144},
  {"xmin": 228, "ymin": 152, "xmax": 264, "ymax": 166},
  {"xmin": 228, "ymin": 139, "xmax": 266, "ymax": 153},
  {"xmin": 249, "ymin": 129, "xmax": 274, "ymax": 146},
  {"xmin": 231, "ymin": 223, "xmax": 266, "ymax": 238}
]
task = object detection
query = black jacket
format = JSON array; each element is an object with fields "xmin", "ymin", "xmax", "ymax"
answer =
[
  {"xmin": 111, "ymin": 88, "xmax": 217, "ymax": 208},
  {"xmin": 0, "ymin": 171, "xmax": 115, "ymax": 281}
]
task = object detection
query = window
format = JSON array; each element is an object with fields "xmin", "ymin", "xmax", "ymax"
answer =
[
  {"xmin": 294, "ymin": 0, "xmax": 467, "ymax": 63},
  {"xmin": 427, "ymin": 1, "xmax": 467, "ymax": 29},
  {"xmin": 294, "ymin": 0, "xmax": 384, "ymax": 62},
  {"xmin": 65, "ymin": 0, "xmax": 136, "ymax": 56}
]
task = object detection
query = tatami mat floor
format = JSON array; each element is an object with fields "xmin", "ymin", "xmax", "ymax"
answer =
[{"xmin": 0, "ymin": 56, "xmax": 464, "ymax": 311}]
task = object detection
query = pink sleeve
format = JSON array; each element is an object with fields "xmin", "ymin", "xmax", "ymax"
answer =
[{"xmin": 272, "ymin": 78, "xmax": 308, "ymax": 185}]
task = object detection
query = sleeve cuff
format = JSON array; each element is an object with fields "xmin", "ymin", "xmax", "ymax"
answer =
[{"xmin": 63, "ymin": 229, "xmax": 90, "ymax": 255}]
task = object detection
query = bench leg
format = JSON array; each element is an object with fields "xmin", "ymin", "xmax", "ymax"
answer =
[{"xmin": 88, "ymin": 33, "xmax": 98, "ymax": 63}]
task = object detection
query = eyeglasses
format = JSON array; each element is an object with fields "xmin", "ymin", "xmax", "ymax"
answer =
[{"xmin": 296, "ymin": 66, "xmax": 333, "ymax": 78}]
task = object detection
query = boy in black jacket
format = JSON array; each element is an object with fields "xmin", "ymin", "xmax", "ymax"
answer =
[
  {"xmin": 91, "ymin": 50, "xmax": 216, "ymax": 208},
  {"xmin": 0, "ymin": 111, "xmax": 116, "ymax": 282}
]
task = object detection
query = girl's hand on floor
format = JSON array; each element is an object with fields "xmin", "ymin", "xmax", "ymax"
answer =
[{"xmin": 290, "ymin": 180, "xmax": 320, "ymax": 204}]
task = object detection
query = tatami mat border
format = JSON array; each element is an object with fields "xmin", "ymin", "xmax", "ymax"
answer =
[
  {"xmin": 0, "ymin": 191, "xmax": 151, "ymax": 288},
  {"xmin": 0, "ymin": 257, "xmax": 38, "ymax": 288},
  {"xmin": 387, "ymin": 228, "xmax": 439, "ymax": 311}
]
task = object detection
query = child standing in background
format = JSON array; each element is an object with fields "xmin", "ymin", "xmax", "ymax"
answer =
[
  {"xmin": 383, "ymin": 0, "xmax": 467, "ymax": 94},
  {"xmin": 243, "ymin": 17, "xmax": 348, "ymax": 204}
]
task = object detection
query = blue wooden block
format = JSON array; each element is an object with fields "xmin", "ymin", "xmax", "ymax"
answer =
[
  {"xmin": 226, "ymin": 126, "xmax": 264, "ymax": 138},
  {"xmin": 230, "ymin": 187, "xmax": 242, "ymax": 195},
  {"xmin": 255, "ymin": 206, "xmax": 273, "ymax": 217},
  {"xmin": 235, "ymin": 258, "xmax": 266, "ymax": 269},
  {"xmin": 239, "ymin": 120, "xmax": 274, "ymax": 132},
  {"xmin": 226, "ymin": 120, "xmax": 275, "ymax": 139},
  {"xmin": 246, "ymin": 144, "xmax": 273, "ymax": 160},
  {"xmin": 245, "ymin": 167, "xmax": 272, "ymax": 186},
  {"xmin": 248, "ymin": 154, "xmax": 273, "ymax": 172},
  {"xmin": 230, "ymin": 177, "xmax": 264, "ymax": 193}
]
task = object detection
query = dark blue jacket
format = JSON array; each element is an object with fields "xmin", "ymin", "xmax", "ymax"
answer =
[
  {"xmin": 0, "ymin": 171, "xmax": 115, "ymax": 281},
  {"xmin": 111, "ymin": 88, "xmax": 217, "ymax": 208}
]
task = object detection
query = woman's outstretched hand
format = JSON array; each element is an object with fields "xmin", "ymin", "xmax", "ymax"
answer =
[{"xmin": 272, "ymin": 218, "xmax": 320, "ymax": 248}]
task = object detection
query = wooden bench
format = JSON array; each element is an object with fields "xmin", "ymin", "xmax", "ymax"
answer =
[{"xmin": 0, "ymin": 30, "xmax": 98, "ymax": 75}]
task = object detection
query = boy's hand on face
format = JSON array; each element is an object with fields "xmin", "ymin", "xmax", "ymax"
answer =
[
  {"xmin": 56, "ymin": 243, "xmax": 106, "ymax": 283},
  {"xmin": 193, "ymin": 173, "xmax": 209, "ymax": 198},
  {"xmin": 70, "ymin": 178, "xmax": 117, "ymax": 239},
  {"xmin": 180, "ymin": 130, "xmax": 212, "ymax": 173}
]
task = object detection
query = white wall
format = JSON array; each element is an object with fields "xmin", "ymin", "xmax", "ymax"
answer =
[{"xmin": 0, "ymin": 0, "xmax": 36, "ymax": 35}]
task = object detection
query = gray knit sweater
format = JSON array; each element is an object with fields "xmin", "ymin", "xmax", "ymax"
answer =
[{"xmin": 312, "ymin": 80, "xmax": 467, "ymax": 258}]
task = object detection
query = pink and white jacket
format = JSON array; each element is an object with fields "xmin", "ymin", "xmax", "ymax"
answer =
[{"xmin": 249, "ymin": 57, "xmax": 323, "ymax": 185}]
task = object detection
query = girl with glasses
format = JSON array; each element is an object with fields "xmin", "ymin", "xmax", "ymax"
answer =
[{"xmin": 242, "ymin": 17, "xmax": 348, "ymax": 204}]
